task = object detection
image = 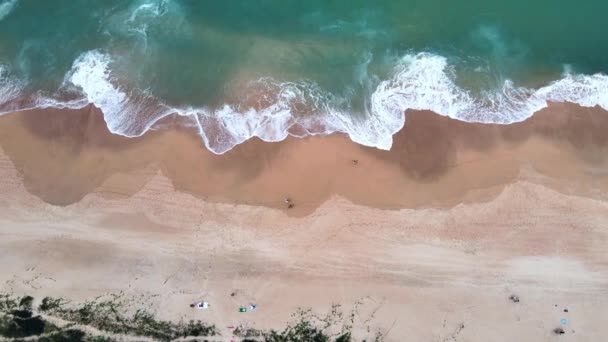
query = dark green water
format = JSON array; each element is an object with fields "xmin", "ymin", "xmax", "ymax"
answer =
[{"xmin": 1, "ymin": 0, "xmax": 607, "ymax": 153}]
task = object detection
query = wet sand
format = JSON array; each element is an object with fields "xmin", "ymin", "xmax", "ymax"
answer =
[
  {"xmin": 1, "ymin": 102, "xmax": 608, "ymax": 212},
  {"xmin": 1, "ymin": 104, "xmax": 608, "ymax": 340}
]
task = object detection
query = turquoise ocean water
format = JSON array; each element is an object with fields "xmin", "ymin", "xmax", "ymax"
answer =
[{"xmin": 1, "ymin": 0, "xmax": 607, "ymax": 153}]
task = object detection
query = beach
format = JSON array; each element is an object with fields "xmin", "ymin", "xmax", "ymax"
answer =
[
  {"xmin": 1, "ymin": 104, "xmax": 608, "ymax": 340},
  {"xmin": 2, "ymin": 1, "xmax": 608, "ymax": 340}
]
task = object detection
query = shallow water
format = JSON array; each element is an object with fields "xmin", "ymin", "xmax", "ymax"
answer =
[{"xmin": 1, "ymin": 0, "xmax": 607, "ymax": 153}]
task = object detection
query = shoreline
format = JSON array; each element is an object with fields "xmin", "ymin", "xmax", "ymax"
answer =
[
  {"xmin": 3, "ymin": 49, "xmax": 608, "ymax": 157},
  {"xmin": 0, "ymin": 103, "xmax": 607, "ymax": 213},
  {"xmin": 1, "ymin": 104, "xmax": 608, "ymax": 340}
]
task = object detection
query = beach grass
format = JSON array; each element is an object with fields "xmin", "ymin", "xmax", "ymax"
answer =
[{"xmin": 1, "ymin": 293, "xmax": 366, "ymax": 342}]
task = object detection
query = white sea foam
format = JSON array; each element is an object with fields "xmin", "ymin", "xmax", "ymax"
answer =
[
  {"xmin": 124, "ymin": 0, "xmax": 169, "ymax": 46},
  {"xmin": 128, "ymin": 0, "xmax": 169, "ymax": 22},
  {"xmin": 62, "ymin": 51, "xmax": 314, "ymax": 152},
  {"xmin": 187, "ymin": 78, "xmax": 339, "ymax": 154},
  {"xmin": 65, "ymin": 50, "xmax": 174, "ymax": 136},
  {"xmin": 0, "ymin": 64, "xmax": 25, "ymax": 113},
  {"xmin": 364, "ymin": 53, "xmax": 608, "ymax": 149},
  {"xmin": 67, "ymin": 51, "xmax": 125, "ymax": 116},
  {"xmin": 116, "ymin": 0, "xmax": 187, "ymax": 51},
  {"xmin": 0, "ymin": 0, "xmax": 18, "ymax": 22},
  {"xmin": 3, "ymin": 51, "xmax": 608, "ymax": 154}
]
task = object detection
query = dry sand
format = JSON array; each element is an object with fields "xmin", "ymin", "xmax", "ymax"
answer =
[{"xmin": 1, "ymin": 104, "xmax": 608, "ymax": 341}]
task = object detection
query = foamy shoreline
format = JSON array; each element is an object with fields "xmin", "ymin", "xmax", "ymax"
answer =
[
  {"xmin": 2, "ymin": 51, "xmax": 608, "ymax": 155},
  {"xmin": 2, "ymin": 103, "xmax": 608, "ymax": 210}
]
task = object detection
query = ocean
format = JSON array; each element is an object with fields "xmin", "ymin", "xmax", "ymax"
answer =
[{"xmin": 1, "ymin": 0, "xmax": 607, "ymax": 153}]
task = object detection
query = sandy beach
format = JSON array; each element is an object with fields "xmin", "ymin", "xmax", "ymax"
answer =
[{"xmin": 1, "ymin": 104, "xmax": 608, "ymax": 341}]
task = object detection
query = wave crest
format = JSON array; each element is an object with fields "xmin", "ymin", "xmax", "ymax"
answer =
[
  {"xmin": 372, "ymin": 53, "xmax": 608, "ymax": 127},
  {"xmin": 2, "ymin": 51, "xmax": 608, "ymax": 154},
  {"xmin": 65, "ymin": 50, "xmax": 174, "ymax": 135},
  {"xmin": 0, "ymin": 0, "xmax": 18, "ymax": 22},
  {"xmin": 0, "ymin": 64, "xmax": 25, "ymax": 113}
]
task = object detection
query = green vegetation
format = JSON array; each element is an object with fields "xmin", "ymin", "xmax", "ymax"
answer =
[
  {"xmin": 38, "ymin": 296, "xmax": 68, "ymax": 312},
  {"xmin": 2, "ymin": 293, "xmax": 217, "ymax": 341},
  {"xmin": 36, "ymin": 294, "xmax": 218, "ymax": 341},
  {"xmin": 264, "ymin": 320, "xmax": 334, "ymax": 342},
  {"xmin": 2, "ymin": 293, "xmax": 369, "ymax": 342},
  {"xmin": 233, "ymin": 306, "xmax": 356, "ymax": 342},
  {"xmin": 0, "ymin": 294, "xmax": 62, "ymax": 340}
]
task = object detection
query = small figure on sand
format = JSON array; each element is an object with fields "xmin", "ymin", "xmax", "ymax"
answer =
[
  {"xmin": 553, "ymin": 327, "xmax": 565, "ymax": 335},
  {"xmin": 352, "ymin": 159, "xmax": 359, "ymax": 166},
  {"xmin": 190, "ymin": 301, "xmax": 209, "ymax": 310},
  {"xmin": 284, "ymin": 197, "xmax": 294, "ymax": 209},
  {"xmin": 509, "ymin": 294, "xmax": 520, "ymax": 303}
]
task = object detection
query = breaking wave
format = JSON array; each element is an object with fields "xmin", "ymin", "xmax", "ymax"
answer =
[
  {"xmin": 1, "ymin": 51, "xmax": 607, "ymax": 154},
  {"xmin": 0, "ymin": 65, "xmax": 24, "ymax": 113},
  {"xmin": 371, "ymin": 53, "xmax": 608, "ymax": 126},
  {"xmin": 0, "ymin": 0, "xmax": 18, "ymax": 22}
]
